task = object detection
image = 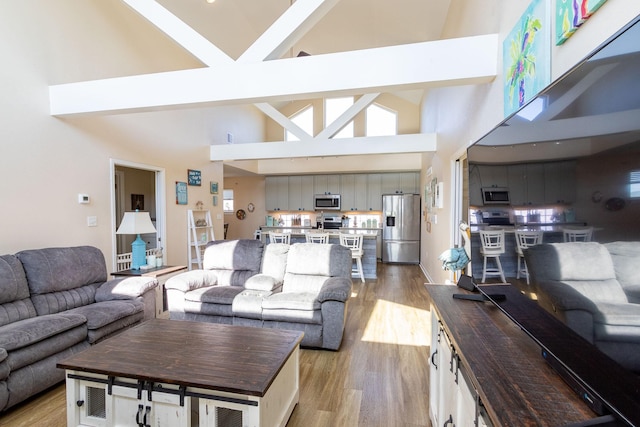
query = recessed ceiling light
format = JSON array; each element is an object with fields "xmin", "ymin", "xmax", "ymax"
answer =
[{"xmin": 206, "ymin": 0, "xmax": 215, "ymax": 3}]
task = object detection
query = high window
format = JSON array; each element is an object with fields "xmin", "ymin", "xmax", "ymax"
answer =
[
  {"xmin": 223, "ymin": 189, "xmax": 234, "ymax": 213},
  {"xmin": 285, "ymin": 105, "xmax": 313, "ymax": 141},
  {"xmin": 630, "ymin": 170, "xmax": 640, "ymax": 198},
  {"xmin": 366, "ymin": 103, "xmax": 397, "ymax": 136},
  {"xmin": 325, "ymin": 97, "xmax": 354, "ymax": 138}
]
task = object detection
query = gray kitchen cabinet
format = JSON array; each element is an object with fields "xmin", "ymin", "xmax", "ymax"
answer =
[
  {"xmin": 507, "ymin": 163, "xmax": 545, "ymax": 205},
  {"xmin": 288, "ymin": 175, "xmax": 314, "ymax": 211},
  {"xmin": 380, "ymin": 172, "xmax": 419, "ymax": 194},
  {"xmin": 468, "ymin": 164, "xmax": 484, "ymax": 206},
  {"xmin": 480, "ymin": 165, "xmax": 509, "ymax": 188},
  {"xmin": 367, "ymin": 174, "xmax": 383, "ymax": 211},
  {"xmin": 265, "ymin": 176, "xmax": 289, "ymax": 211},
  {"xmin": 341, "ymin": 174, "xmax": 368, "ymax": 211},
  {"xmin": 314, "ymin": 175, "xmax": 341, "ymax": 195},
  {"xmin": 544, "ymin": 161, "xmax": 576, "ymax": 204}
]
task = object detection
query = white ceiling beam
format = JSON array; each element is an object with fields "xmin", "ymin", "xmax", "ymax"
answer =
[
  {"xmin": 316, "ymin": 93, "xmax": 380, "ymax": 140},
  {"xmin": 210, "ymin": 133, "xmax": 437, "ymax": 161},
  {"xmin": 254, "ymin": 103, "xmax": 312, "ymax": 141},
  {"xmin": 49, "ymin": 34, "xmax": 498, "ymax": 116},
  {"xmin": 237, "ymin": 0, "xmax": 340, "ymax": 62},
  {"xmin": 121, "ymin": 0, "xmax": 232, "ymax": 66},
  {"xmin": 479, "ymin": 108, "xmax": 640, "ymax": 145}
]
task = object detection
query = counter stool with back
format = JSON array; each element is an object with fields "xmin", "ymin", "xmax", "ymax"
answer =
[{"xmin": 479, "ymin": 228, "xmax": 506, "ymax": 283}]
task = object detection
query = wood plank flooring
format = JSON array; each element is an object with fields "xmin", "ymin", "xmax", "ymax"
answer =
[{"xmin": 0, "ymin": 263, "xmax": 432, "ymax": 427}]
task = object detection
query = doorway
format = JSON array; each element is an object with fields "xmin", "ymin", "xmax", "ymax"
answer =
[{"xmin": 110, "ymin": 159, "xmax": 166, "ymax": 272}]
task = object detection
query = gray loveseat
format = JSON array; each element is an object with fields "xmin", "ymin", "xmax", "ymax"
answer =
[
  {"xmin": 0, "ymin": 246, "xmax": 158, "ymax": 411},
  {"xmin": 165, "ymin": 239, "xmax": 353, "ymax": 350},
  {"xmin": 524, "ymin": 241, "xmax": 640, "ymax": 372}
]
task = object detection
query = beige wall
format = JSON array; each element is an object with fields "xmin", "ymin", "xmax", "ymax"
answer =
[
  {"xmin": 0, "ymin": 2, "xmax": 262, "ymax": 269},
  {"xmin": 419, "ymin": 0, "xmax": 640, "ymax": 283},
  {"xmin": 222, "ymin": 176, "xmax": 267, "ymax": 240}
]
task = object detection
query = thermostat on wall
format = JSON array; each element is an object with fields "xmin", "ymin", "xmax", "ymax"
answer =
[{"xmin": 78, "ymin": 194, "xmax": 90, "ymax": 204}]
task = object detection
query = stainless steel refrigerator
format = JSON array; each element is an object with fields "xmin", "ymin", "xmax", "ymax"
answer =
[{"xmin": 382, "ymin": 194, "xmax": 420, "ymax": 264}]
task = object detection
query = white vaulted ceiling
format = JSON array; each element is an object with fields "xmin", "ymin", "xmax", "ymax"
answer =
[{"xmin": 48, "ymin": 0, "xmax": 500, "ymax": 173}]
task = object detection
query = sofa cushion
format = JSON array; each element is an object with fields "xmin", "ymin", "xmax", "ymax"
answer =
[
  {"xmin": 262, "ymin": 292, "xmax": 321, "ymax": 311},
  {"xmin": 605, "ymin": 242, "xmax": 640, "ymax": 299},
  {"xmin": 29, "ymin": 284, "xmax": 98, "ymax": 316},
  {"xmin": 232, "ymin": 290, "xmax": 272, "ymax": 319},
  {"xmin": 17, "ymin": 246, "xmax": 108, "ymax": 295},
  {"xmin": 0, "ymin": 313, "xmax": 86, "ymax": 351},
  {"xmin": 593, "ymin": 302, "xmax": 640, "ymax": 344},
  {"xmin": 260, "ymin": 243, "xmax": 289, "ymax": 284},
  {"xmin": 202, "ymin": 240, "xmax": 264, "ymax": 286},
  {"xmin": 244, "ymin": 274, "xmax": 280, "ymax": 292},
  {"xmin": 185, "ymin": 285, "xmax": 244, "ymax": 305},
  {"xmin": 0, "ymin": 255, "xmax": 37, "ymax": 327},
  {"xmin": 562, "ymin": 279, "xmax": 629, "ymax": 304},
  {"xmin": 66, "ymin": 300, "xmax": 143, "ymax": 331},
  {"xmin": 285, "ymin": 244, "xmax": 351, "ymax": 278},
  {"xmin": 6, "ymin": 324, "xmax": 87, "ymax": 371}
]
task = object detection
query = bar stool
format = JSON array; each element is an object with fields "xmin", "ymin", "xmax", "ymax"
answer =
[
  {"xmin": 563, "ymin": 226, "xmax": 593, "ymax": 242},
  {"xmin": 340, "ymin": 233, "xmax": 365, "ymax": 283},
  {"xmin": 515, "ymin": 230, "xmax": 543, "ymax": 284},
  {"xmin": 269, "ymin": 231, "xmax": 290, "ymax": 244},
  {"xmin": 479, "ymin": 229, "xmax": 506, "ymax": 283},
  {"xmin": 306, "ymin": 233, "xmax": 329, "ymax": 243}
]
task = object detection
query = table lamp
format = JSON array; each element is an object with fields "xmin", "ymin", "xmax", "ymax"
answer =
[{"xmin": 116, "ymin": 210, "xmax": 157, "ymax": 269}]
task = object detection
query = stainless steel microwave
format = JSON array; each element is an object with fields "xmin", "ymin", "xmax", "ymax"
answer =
[
  {"xmin": 314, "ymin": 194, "xmax": 341, "ymax": 210},
  {"xmin": 481, "ymin": 187, "xmax": 510, "ymax": 204}
]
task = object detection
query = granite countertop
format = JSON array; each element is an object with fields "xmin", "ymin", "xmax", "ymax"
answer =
[
  {"xmin": 261, "ymin": 227, "xmax": 379, "ymax": 237},
  {"xmin": 470, "ymin": 223, "xmax": 587, "ymax": 233}
]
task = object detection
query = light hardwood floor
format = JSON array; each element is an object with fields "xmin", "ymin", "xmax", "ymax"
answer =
[{"xmin": 0, "ymin": 263, "xmax": 432, "ymax": 427}]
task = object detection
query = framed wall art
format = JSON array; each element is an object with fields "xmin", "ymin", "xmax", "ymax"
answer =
[
  {"xmin": 188, "ymin": 169, "xmax": 201, "ymax": 186},
  {"xmin": 176, "ymin": 181, "xmax": 188, "ymax": 205},
  {"xmin": 210, "ymin": 181, "xmax": 218, "ymax": 194}
]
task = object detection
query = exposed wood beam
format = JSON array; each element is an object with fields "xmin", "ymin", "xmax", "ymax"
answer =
[
  {"xmin": 49, "ymin": 35, "xmax": 498, "ymax": 116},
  {"xmin": 210, "ymin": 133, "xmax": 437, "ymax": 161},
  {"xmin": 316, "ymin": 93, "xmax": 380, "ymax": 140}
]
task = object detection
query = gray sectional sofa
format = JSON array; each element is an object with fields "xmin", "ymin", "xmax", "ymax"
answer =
[
  {"xmin": 0, "ymin": 246, "xmax": 158, "ymax": 411},
  {"xmin": 524, "ymin": 241, "xmax": 640, "ymax": 373},
  {"xmin": 165, "ymin": 239, "xmax": 353, "ymax": 350}
]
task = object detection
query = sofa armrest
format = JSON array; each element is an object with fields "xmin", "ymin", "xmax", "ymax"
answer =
[
  {"xmin": 164, "ymin": 270, "xmax": 218, "ymax": 293},
  {"xmin": 317, "ymin": 277, "xmax": 352, "ymax": 303},
  {"xmin": 96, "ymin": 277, "xmax": 157, "ymax": 302},
  {"xmin": 621, "ymin": 284, "xmax": 640, "ymax": 304},
  {"xmin": 537, "ymin": 281, "xmax": 600, "ymax": 314},
  {"xmin": 245, "ymin": 274, "xmax": 282, "ymax": 292}
]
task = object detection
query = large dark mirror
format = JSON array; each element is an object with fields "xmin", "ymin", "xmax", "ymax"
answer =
[{"xmin": 466, "ymin": 13, "xmax": 640, "ymax": 424}]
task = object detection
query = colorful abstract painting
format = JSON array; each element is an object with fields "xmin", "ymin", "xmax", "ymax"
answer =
[
  {"xmin": 503, "ymin": 0, "xmax": 551, "ymax": 118},
  {"xmin": 556, "ymin": 0, "xmax": 609, "ymax": 45}
]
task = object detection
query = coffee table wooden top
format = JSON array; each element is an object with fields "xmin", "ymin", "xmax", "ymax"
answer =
[{"xmin": 57, "ymin": 319, "xmax": 303, "ymax": 397}]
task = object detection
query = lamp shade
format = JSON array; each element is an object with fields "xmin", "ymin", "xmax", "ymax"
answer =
[
  {"xmin": 116, "ymin": 211, "xmax": 156, "ymax": 270},
  {"xmin": 116, "ymin": 211, "xmax": 157, "ymax": 235}
]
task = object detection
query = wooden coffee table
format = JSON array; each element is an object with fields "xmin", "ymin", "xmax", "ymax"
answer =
[{"xmin": 58, "ymin": 319, "xmax": 303, "ymax": 427}]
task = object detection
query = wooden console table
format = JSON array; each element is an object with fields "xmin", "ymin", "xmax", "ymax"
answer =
[
  {"xmin": 58, "ymin": 319, "xmax": 303, "ymax": 427},
  {"xmin": 425, "ymin": 284, "xmax": 639, "ymax": 426}
]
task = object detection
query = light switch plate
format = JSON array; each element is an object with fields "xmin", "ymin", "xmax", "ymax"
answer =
[{"xmin": 87, "ymin": 216, "xmax": 97, "ymax": 227}]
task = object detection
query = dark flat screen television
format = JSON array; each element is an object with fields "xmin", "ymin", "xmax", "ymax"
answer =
[{"xmin": 466, "ymin": 14, "xmax": 640, "ymax": 427}]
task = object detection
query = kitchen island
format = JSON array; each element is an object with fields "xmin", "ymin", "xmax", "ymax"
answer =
[
  {"xmin": 260, "ymin": 227, "xmax": 379, "ymax": 279},
  {"xmin": 468, "ymin": 224, "xmax": 586, "ymax": 281}
]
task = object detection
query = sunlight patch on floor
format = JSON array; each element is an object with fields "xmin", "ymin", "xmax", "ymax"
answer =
[{"xmin": 361, "ymin": 299, "xmax": 431, "ymax": 346}]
